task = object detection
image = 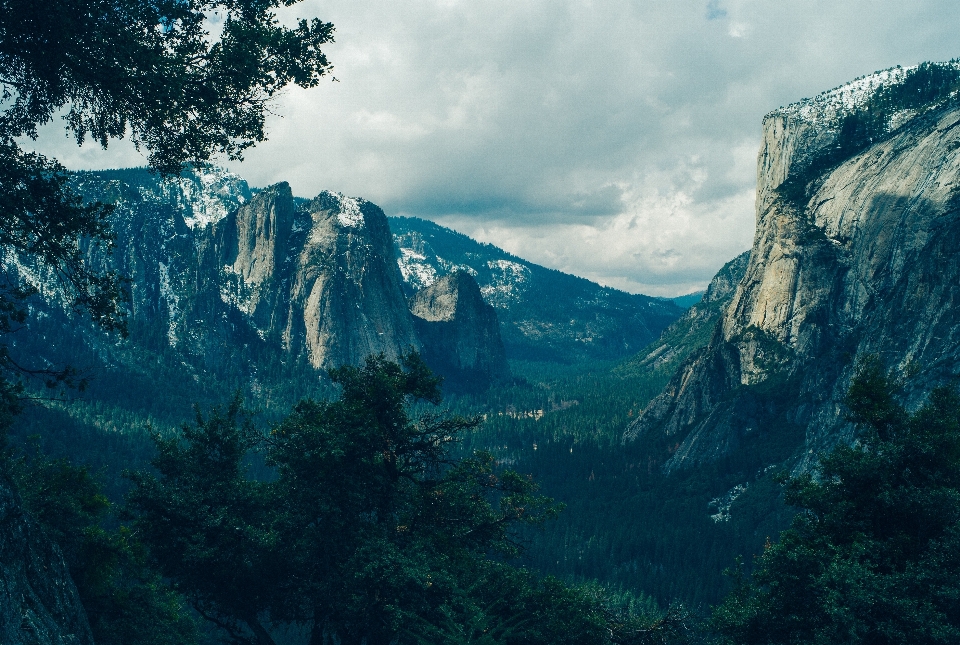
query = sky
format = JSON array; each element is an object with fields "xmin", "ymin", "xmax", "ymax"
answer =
[{"xmin": 30, "ymin": 0, "xmax": 960, "ymax": 296}]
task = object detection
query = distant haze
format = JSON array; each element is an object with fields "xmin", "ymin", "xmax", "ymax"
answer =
[{"xmin": 26, "ymin": 1, "xmax": 960, "ymax": 296}]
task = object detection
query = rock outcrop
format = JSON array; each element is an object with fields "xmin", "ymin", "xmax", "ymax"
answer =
[
  {"xmin": 16, "ymin": 168, "xmax": 538, "ymax": 399},
  {"xmin": 391, "ymin": 216, "xmax": 683, "ymax": 363},
  {"xmin": 279, "ymin": 192, "xmax": 421, "ymax": 369},
  {"xmin": 214, "ymin": 187, "xmax": 421, "ymax": 369},
  {"xmin": 630, "ymin": 251, "xmax": 750, "ymax": 375},
  {"xmin": 626, "ymin": 63, "xmax": 960, "ymax": 473},
  {"xmin": 0, "ymin": 478, "xmax": 93, "ymax": 645},
  {"xmin": 409, "ymin": 271, "xmax": 510, "ymax": 389},
  {"xmin": 67, "ymin": 170, "xmax": 422, "ymax": 373}
]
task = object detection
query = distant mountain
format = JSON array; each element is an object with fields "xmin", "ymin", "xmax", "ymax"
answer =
[
  {"xmin": 0, "ymin": 168, "xmax": 515, "ymax": 434},
  {"xmin": 390, "ymin": 216, "xmax": 683, "ymax": 364},
  {"xmin": 670, "ymin": 291, "xmax": 706, "ymax": 309}
]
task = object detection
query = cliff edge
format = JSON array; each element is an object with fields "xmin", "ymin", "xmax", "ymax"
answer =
[{"xmin": 626, "ymin": 63, "xmax": 960, "ymax": 473}]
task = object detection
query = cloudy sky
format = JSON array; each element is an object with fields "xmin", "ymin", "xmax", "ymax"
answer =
[{"xmin": 32, "ymin": 0, "xmax": 960, "ymax": 296}]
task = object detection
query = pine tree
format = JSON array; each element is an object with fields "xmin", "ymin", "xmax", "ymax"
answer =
[{"xmin": 714, "ymin": 359, "xmax": 960, "ymax": 644}]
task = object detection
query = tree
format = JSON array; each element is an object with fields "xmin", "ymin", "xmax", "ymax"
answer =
[
  {"xmin": 713, "ymin": 359, "xmax": 960, "ymax": 644},
  {"xmin": 125, "ymin": 396, "xmax": 279, "ymax": 644},
  {"xmin": 0, "ymin": 2, "xmax": 335, "ymax": 641},
  {"xmin": 0, "ymin": 0, "xmax": 334, "ymax": 400},
  {"xmin": 7, "ymin": 442, "xmax": 198, "ymax": 645},
  {"xmin": 128, "ymin": 354, "xmax": 602, "ymax": 645}
]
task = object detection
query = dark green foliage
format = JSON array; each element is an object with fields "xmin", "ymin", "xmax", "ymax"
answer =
[
  {"xmin": 126, "ymin": 396, "xmax": 279, "ymax": 644},
  {"xmin": 1, "ymin": 0, "xmax": 334, "ymax": 173},
  {"xmin": 0, "ymin": 143, "xmax": 125, "ymax": 395},
  {"xmin": 6, "ymin": 444, "xmax": 197, "ymax": 645},
  {"xmin": 128, "ymin": 354, "xmax": 619, "ymax": 645},
  {"xmin": 0, "ymin": 1, "xmax": 338, "ymax": 641},
  {"xmin": 714, "ymin": 359, "xmax": 960, "ymax": 644},
  {"xmin": 445, "ymin": 351, "xmax": 799, "ymax": 609}
]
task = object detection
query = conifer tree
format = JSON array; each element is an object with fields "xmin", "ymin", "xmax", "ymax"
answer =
[{"xmin": 714, "ymin": 359, "xmax": 960, "ymax": 644}]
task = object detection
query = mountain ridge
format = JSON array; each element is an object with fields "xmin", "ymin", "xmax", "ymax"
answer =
[{"xmin": 390, "ymin": 215, "xmax": 684, "ymax": 364}]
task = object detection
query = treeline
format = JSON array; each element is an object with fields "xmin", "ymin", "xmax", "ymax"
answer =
[
  {"xmin": 782, "ymin": 61, "xmax": 960, "ymax": 205},
  {"xmin": 10, "ymin": 353, "xmax": 960, "ymax": 643},
  {"xmin": 5, "ymin": 354, "xmax": 701, "ymax": 645}
]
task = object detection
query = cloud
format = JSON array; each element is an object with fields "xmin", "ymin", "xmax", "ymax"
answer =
[{"xmin": 23, "ymin": 0, "xmax": 960, "ymax": 295}]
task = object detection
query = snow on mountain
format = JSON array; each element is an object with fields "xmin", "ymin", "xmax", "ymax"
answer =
[{"xmin": 390, "ymin": 216, "xmax": 682, "ymax": 363}]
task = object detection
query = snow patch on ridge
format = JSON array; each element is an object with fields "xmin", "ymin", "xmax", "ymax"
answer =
[
  {"xmin": 136, "ymin": 167, "xmax": 251, "ymax": 229},
  {"xmin": 397, "ymin": 248, "xmax": 438, "ymax": 290},
  {"xmin": 334, "ymin": 194, "xmax": 365, "ymax": 228},
  {"xmin": 157, "ymin": 262, "xmax": 181, "ymax": 345},
  {"xmin": 774, "ymin": 66, "xmax": 917, "ymax": 126},
  {"xmin": 772, "ymin": 63, "xmax": 960, "ymax": 128},
  {"xmin": 481, "ymin": 260, "xmax": 530, "ymax": 308}
]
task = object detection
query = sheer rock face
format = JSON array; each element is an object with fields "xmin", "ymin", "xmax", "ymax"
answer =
[
  {"xmin": 281, "ymin": 192, "xmax": 421, "ymax": 370},
  {"xmin": 409, "ymin": 271, "xmax": 510, "ymax": 388},
  {"xmin": 627, "ymin": 82, "xmax": 960, "ymax": 473},
  {"xmin": 208, "ymin": 187, "xmax": 422, "ymax": 370},
  {"xmin": 0, "ymin": 479, "xmax": 94, "ymax": 645},
  {"xmin": 66, "ymin": 170, "xmax": 422, "ymax": 372}
]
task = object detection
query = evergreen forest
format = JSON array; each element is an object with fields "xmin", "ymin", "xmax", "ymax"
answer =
[{"xmin": 4, "ymin": 1, "xmax": 960, "ymax": 643}]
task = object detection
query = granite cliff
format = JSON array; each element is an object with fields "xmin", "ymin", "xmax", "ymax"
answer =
[
  {"xmin": 409, "ymin": 271, "xmax": 510, "ymax": 390},
  {"xmin": 214, "ymin": 187, "xmax": 421, "ymax": 369},
  {"xmin": 626, "ymin": 63, "xmax": 960, "ymax": 473},
  {"xmin": 8, "ymin": 169, "xmax": 524, "ymax": 399}
]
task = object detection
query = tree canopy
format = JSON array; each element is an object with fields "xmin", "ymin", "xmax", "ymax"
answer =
[
  {"xmin": 1, "ymin": 0, "xmax": 334, "ymax": 172},
  {"xmin": 714, "ymin": 360, "xmax": 960, "ymax": 644},
  {"xmin": 127, "ymin": 353, "xmax": 619, "ymax": 645},
  {"xmin": 0, "ymin": 2, "xmax": 334, "ymax": 642}
]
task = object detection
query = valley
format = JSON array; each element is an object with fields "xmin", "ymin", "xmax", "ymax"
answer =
[{"xmin": 7, "ymin": 58, "xmax": 960, "ymax": 644}]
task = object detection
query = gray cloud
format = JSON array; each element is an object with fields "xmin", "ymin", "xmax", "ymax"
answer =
[{"xmin": 25, "ymin": 0, "xmax": 960, "ymax": 296}]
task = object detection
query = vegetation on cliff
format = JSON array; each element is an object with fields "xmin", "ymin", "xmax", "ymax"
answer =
[{"xmin": 715, "ymin": 360, "xmax": 960, "ymax": 644}]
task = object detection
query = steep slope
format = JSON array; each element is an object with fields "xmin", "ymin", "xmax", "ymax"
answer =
[
  {"xmin": 391, "ymin": 216, "xmax": 683, "ymax": 363},
  {"xmin": 626, "ymin": 62, "xmax": 960, "ymax": 473},
  {"xmin": 409, "ymin": 271, "xmax": 510, "ymax": 390},
  {"xmin": 68, "ymin": 169, "xmax": 421, "ymax": 372},
  {"xmin": 0, "ymin": 478, "xmax": 93, "ymax": 645},
  {"xmin": 620, "ymin": 251, "xmax": 750, "ymax": 378},
  {"xmin": 214, "ymin": 188, "xmax": 421, "ymax": 369}
]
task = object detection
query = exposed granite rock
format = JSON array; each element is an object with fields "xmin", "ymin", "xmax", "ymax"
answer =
[
  {"xmin": 409, "ymin": 271, "xmax": 509, "ymax": 389},
  {"xmin": 280, "ymin": 192, "xmax": 420, "ymax": 369},
  {"xmin": 628, "ymin": 251, "xmax": 750, "ymax": 375},
  {"xmin": 0, "ymin": 477, "xmax": 94, "ymax": 645},
  {"xmin": 64, "ymin": 170, "xmax": 421, "ymax": 374},
  {"xmin": 216, "ymin": 182, "xmax": 296, "ymax": 331},
  {"xmin": 626, "ymin": 67, "xmax": 960, "ymax": 473},
  {"xmin": 390, "ymin": 217, "xmax": 684, "ymax": 364}
]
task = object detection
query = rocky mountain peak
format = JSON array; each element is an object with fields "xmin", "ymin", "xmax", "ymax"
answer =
[
  {"xmin": 409, "ymin": 271, "xmax": 475, "ymax": 322},
  {"xmin": 288, "ymin": 191, "xmax": 420, "ymax": 370},
  {"xmin": 758, "ymin": 61, "xmax": 960, "ymax": 212},
  {"xmin": 390, "ymin": 216, "xmax": 683, "ymax": 363}
]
